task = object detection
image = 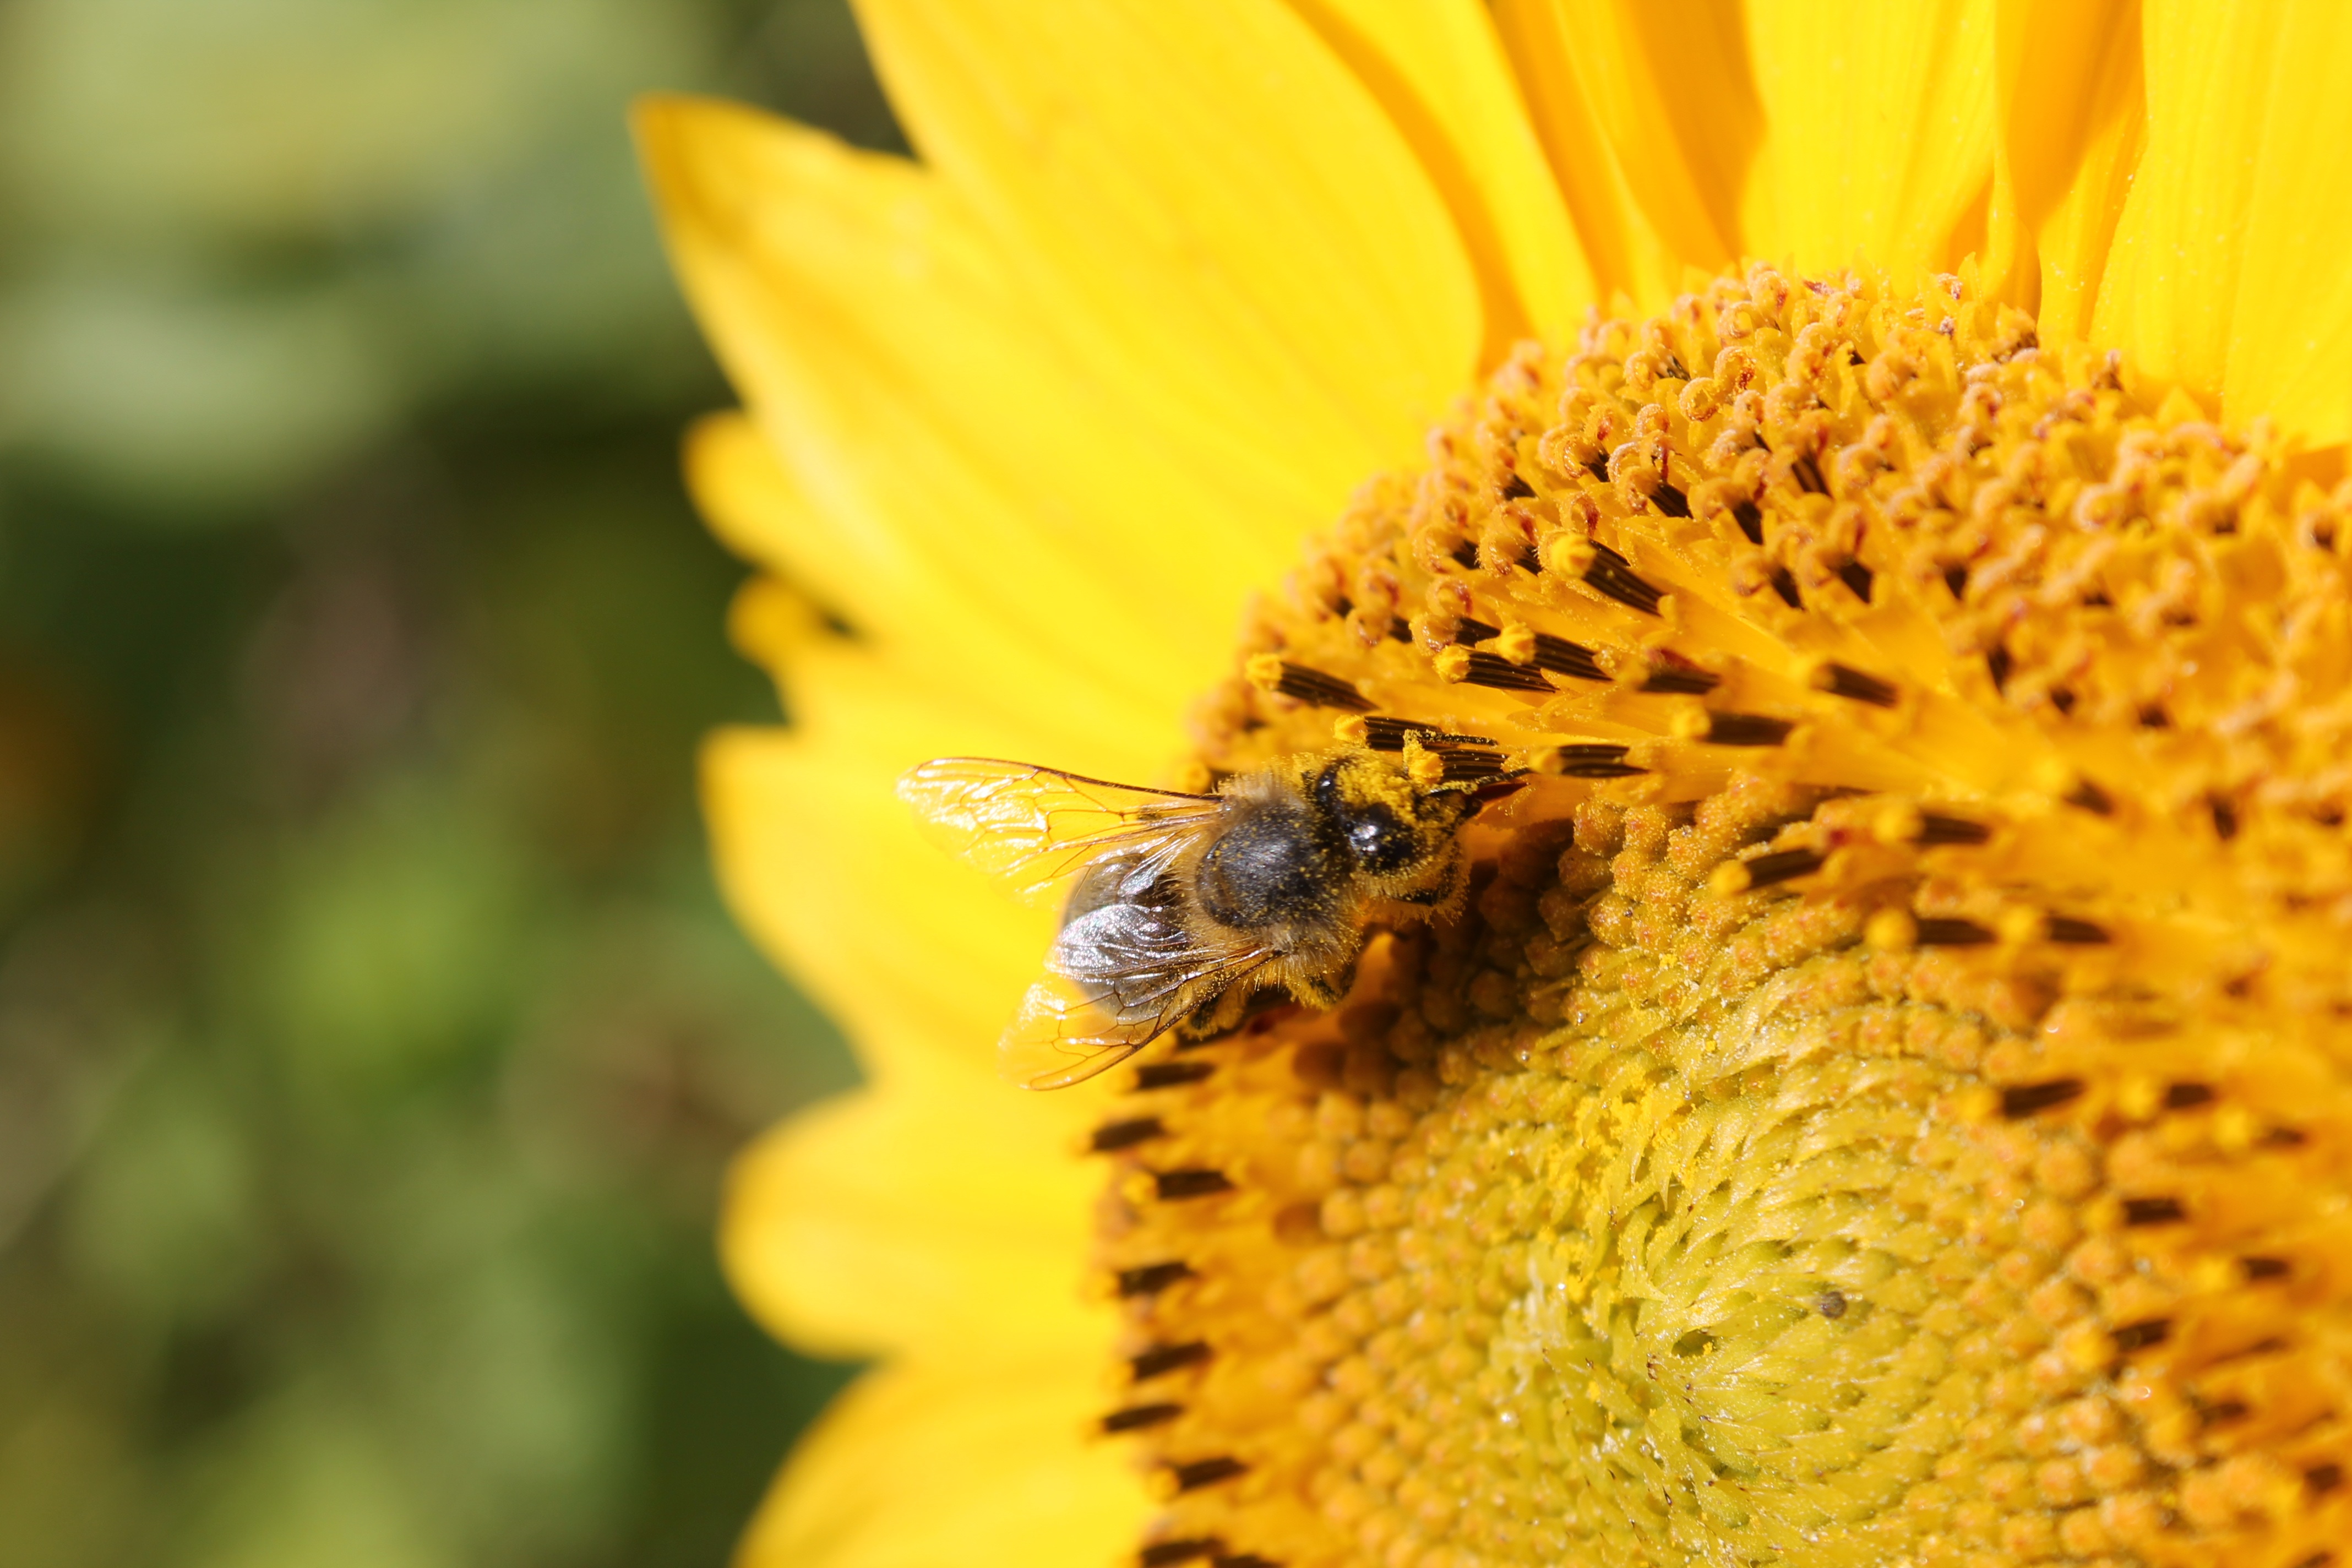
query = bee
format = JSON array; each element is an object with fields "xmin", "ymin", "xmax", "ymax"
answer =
[{"xmin": 899, "ymin": 744, "xmax": 1495, "ymax": 1088}]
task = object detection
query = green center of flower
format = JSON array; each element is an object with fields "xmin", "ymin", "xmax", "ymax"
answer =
[{"xmin": 1089, "ymin": 265, "xmax": 2352, "ymax": 1568}]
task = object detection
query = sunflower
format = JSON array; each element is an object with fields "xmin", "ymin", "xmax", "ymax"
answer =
[{"xmin": 638, "ymin": 4, "xmax": 2352, "ymax": 1565}]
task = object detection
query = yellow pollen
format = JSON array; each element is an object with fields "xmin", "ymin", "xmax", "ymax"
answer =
[{"xmin": 1094, "ymin": 265, "xmax": 2352, "ymax": 1568}]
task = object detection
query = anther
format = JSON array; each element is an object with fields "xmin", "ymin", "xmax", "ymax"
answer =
[
  {"xmin": 1770, "ymin": 568, "xmax": 1803, "ymax": 608},
  {"xmin": 1133, "ymin": 1061, "xmax": 1215, "ymax": 1091},
  {"xmin": 1986, "ymin": 646, "xmax": 2013, "ymax": 690},
  {"xmin": 1649, "ymin": 482, "xmax": 1691, "ymax": 518},
  {"xmin": 1532, "ymin": 743, "xmax": 1645, "ymax": 779},
  {"xmin": 2210, "ymin": 795, "xmax": 2240, "ymax": 840},
  {"xmin": 1917, "ymin": 814, "xmax": 1992, "ymax": 846},
  {"xmin": 1102, "ymin": 1403, "xmax": 1184, "ymax": 1433},
  {"xmin": 2243, "ymin": 1256, "xmax": 2292, "ymax": 1282},
  {"xmin": 1169, "ymin": 1457, "xmax": 1248, "ymax": 1493},
  {"xmin": 1580, "ymin": 541, "xmax": 1666, "ymax": 616},
  {"xmin": 1792, "ymin": 453, "xmax": 1828, "ymax": 494},
  {"xmin": 1438, "ymin": 646, "xmax": 1553, "ymax": 693},
  {"xmin": 1914, "ymin": 917, "xmax": 1996, "ymax": 946},
  {"xmin": 2307, "ymin": 1463, "xmax": 2343, "ymax": 1493},
  {"xmin": 1244, "ymin": 655, "xmax": 1373, "ymax": 712},
  {"xmin": 1500, "ymin": 473, "xmax": 1535, "ymax": 500},
  {"xmin": 2045, "ymin": 916, "xmax": 2109, "ymax": 944},
  {"xmin": 2065, "ymin": 777, "xmax": 2115, "ymax": 815},
  {"xmin": 1698, "ymin": 712, "xmax": 1794, "ymax": 747},
  {"xmin": 1942, "ymin": 564, "xmax": 1968, "ymax": 598},
  {"xmin": 1813, "ymin": 662, "xmax": 1898, "ymax": 706},
  {"xmin": 2197, "ymin": 1400, "xmax": 2251, "ymax": 1428},
  {"xmin": 1732, "ymin": 499, "xmax": 1765, "ymax": 545},
  {"xmin": 2000, "ymin": 1080, "xmax": 2085, "ymax": 1118},
  {"xmin": 1638, "ymin": 653, "xmax": 1721, "ymax": 695},
  {"xmin": 1213, "ymin": 1555, "xmax": 1282, "ymax": 1568},
  {"xmin": 1713, "ymin": 847, "xmax": 1823, "ymax": 894},
  {"xmin": 2121, "ymin": 1197, "xmax": 2186, "ymax": 1227},
  {"xmin": 1153, "ymin": 1169, "xmax": 1235, "ymax": 1200},
  {"xmin": 1117, "ymin": 1261, "xmax": 1195, "ymax": 1298},
  {"xmin": 2110, "ymin": 1317, "xmax": 2172, "ymax": 1351},
  {"xmin": 2163, "ymin": 1082, "xmax": 2215, "ymax": 1110},
  {"xmin": 1090, "ymin": 1117, "xmax": 1167, "ymax": 1153},
  {"xmin": 1836, "ymin": 560, "xmax": 1874, "ymax": 602},
  {"xmin": 1449, "ymin": 538, "xmax": 1480, "ymax": 571},
  {"xmin": 1348, "ymin": 715, "xmax": 1496, "ymax": 752},
  {"xmin": 1528, "ymin": 631, "xmax": 1606, "ymax": 682},
  {"xmin": 1130, "ymin": 1341, "xmax": 1212, "ymax": 1380},
  {"xmin": 1140, "ymin": 1541, "xmax": 1219, "ymax": 1568}
]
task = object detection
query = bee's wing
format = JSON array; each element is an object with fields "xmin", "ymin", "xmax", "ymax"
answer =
[
  {"xmin": 897, "ymin": 757, "xmax": 1222, "ymax": 907},
  {"xmin": 998, "ymin": 897, "xmax": 1273, "ymax": 1090}
]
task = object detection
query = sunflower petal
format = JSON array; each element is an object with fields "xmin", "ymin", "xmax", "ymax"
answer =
[
  {"xmin": 639, "ymin": 98, "xmax": 1284, "ymax": 718},
  {"xmin": 737, "ymin": 1356, "xmax": 1147, "ymax": 1568},
  {"xmin": 1487, "ymin": 0, "xmax": 1684, "ymax": 311},
  {"xmin": 1983, "ymin": 0, "xmax": 2143, "ymax": 336},
  {"xmin": 2088, "ymin": 0, "xmax": 2352, "ymax": 442},
  {"xmin": 1738, "ymin": 0, "xmax": 2000, "ymax": 280},
  {"xmin": 2217, "ymin": 6, "xmax": 2352, "ymax": 443},
  {"xmin": 1281, "ymin": 0, "xmax": 1596, "ymax": 348},
  {"xmin": 850, "ymin": 0, "xmax": 1480, "ymax": 494},
  {"xmin": 722, "ymin": 1082, "xmax": 1103, "ymax": 1361},
  {"xmin": 1510, "ymin": 0, "xmax": 1760, "ymax": 293}
]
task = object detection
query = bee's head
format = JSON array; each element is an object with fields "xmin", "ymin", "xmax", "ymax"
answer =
[{"xmin": 1312, "ymin": 750, "xmax": 1476, "ymax": 884}]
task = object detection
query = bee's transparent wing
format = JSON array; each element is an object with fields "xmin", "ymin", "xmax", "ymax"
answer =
[
  {"xmin": 999, "ymin": 897, "xmax": 1273, "ymax": 1090},
  {"xmin": 897, "ymin": 758, "xmax": 1222, "ymax": 907}
]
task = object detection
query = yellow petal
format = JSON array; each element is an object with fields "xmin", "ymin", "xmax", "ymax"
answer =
[
  {"xmin": 2211, "ymin": 4, "xmax": 2352, "ymax": 443},
  {"xmin": 2087, "ymin": 0, "xmax": 2352, "ymax": 442},
  {"xmin": 684, "ymin": 414, "xmax": 1175, "ymax": 767},
  {"xmin": 1488, "ymin": 0, "xmax": 1687, "ymax": 312},
  {"xmin": 1511, "ymin": 0, "xmax": 1761, "ymax": 295},
  {"xmin": 639, "ymin": 98, "xmax": 1284, "ymax": 724},
  {"xmin": 1981, "ymin": 0, "xmax": 2143, "ymax": 337},
  {"xmin": 1281, "ymin": 0, "xmax": 1597, "ymax": 349},
  {"xmin": 722, "ymin": 1081, "xmax": 1104, "ymax": 1360},
  {"xmin": 1739, "ymin": 0, "xmax": 2000, "ymax": 280},
  {"xmin": 850, "ymin": 0, "xmax": 1480, "ymax": 496},
  {"xmin": 737, "ymin": 1356, "xmax": 1147, "ymax": 1568},
  {"xmin": 704, "ymin": 718, "xmax": 1057, "ymax": 1086}
]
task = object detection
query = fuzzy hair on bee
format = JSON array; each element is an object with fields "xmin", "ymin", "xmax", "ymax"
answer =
[{"xmin": 899, "ymin": 744, "xmax": 1494, "ymax": 1087}]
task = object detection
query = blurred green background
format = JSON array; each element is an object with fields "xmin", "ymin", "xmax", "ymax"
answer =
[{"xmin": 0, "ymin": 2, "xmax": 891, "ymax": 1563}]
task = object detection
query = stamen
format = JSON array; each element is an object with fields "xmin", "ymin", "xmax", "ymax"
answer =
[
  {"xmin": 1576, "ymin": 540, "xmax": 1666, "ymax": 616},
  {"xmin": 1102, "ymin": 1403, "xmax": 1184, "ymax": 1433},
  {"xmin": 1915, "ymin": 814, "xmax": 1992, "ymax": 846},
  {"xmin": 2000, "ymin": 1080, "xmax": 2086, "ymax": 1118},
  {"xmin": 1344, "ymin": 715, "xmax": 1496, "ymax": 752},
  {"xmin": 1168, "ymin": 1457, "xmax": 1247, "ymax": 1493},
  {"xmin": 1092, "ymin": 1117, "xmax": 1168, "ymax": 1152},
  {"xmin": 1130, "ymin": 1342, "xmax": 1212, "ymax": 1381},
  {"xmin": 1117, "ymin": 1262, "xmax": 1194, "ymax": 1298},
  {"xmin": 1637, "ymin": 654, "xmax": 1720, "ymax": 695},
  {"xmin": 1153, "ymin": 1169, "xmax": 1234, "ymax": 1200},
  {"xmin": 1697, "ymin": 712, "xmax": 1794, "ymax": 747},
  {"xmin": 2307, "ymin": 1464, "xmax": 2343, "ymax": 1493},
  {"xmin": 2111, "ymin": 1318, "xmax": 2173, "ymax": 1351},
  {"xmin": 2244, "ymin": 1257, "xmax": 2293, "ymax": 1282},
  {"xmin": 1434, "ymin": 646, "xmax": 1552, "ymax": 693},
  {"xmin": 2065, "ymin": 777, "xmax": 2115, "ymax": 815},
  {"xmin": 2122, "ymin": 1197, "xmax": 2187, "ymax": 1226},
  {"xmin": 1834, "ymin": 560, "xmax": 1874, "ymax": 602},
  {"xmin": 1913, "ymin": 917, "xmax": 1995, "ymax": 946},
  {"xmin": 1713, "ymin": 847, "xmax": 1823, "ymax": 894},
  {"xmin": 1140, "ymin": 1540, "xmax": 1219, "ymax": 1567},
  {"xmin": 1531, "ymin": 743, "xmax": 1645, "ymax": 778},
  {"xmin": 1133, "ymin": 1061, "xmax": 1215, "ymax": 1091},
  {"xmin": 1243, "ymin": 655, "xmax": 1371, "ymax": 712},
  {"xmin": 1732, "ymin": 499, "xmax": 1764, "ymax": 544},
  {"xmin": 1812, "ymin": 662, "xmax": 1897, "ymax": 706}
]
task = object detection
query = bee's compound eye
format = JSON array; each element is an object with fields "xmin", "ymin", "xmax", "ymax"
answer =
[{"xmin": 1344, "ymin": 803, "xmax": 1420, "ymax": 874}]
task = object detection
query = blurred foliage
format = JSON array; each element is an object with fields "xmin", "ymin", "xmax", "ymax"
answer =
[{"xmin": 0, "ymin": 2, "xmax": 896, "ymax": 1564}]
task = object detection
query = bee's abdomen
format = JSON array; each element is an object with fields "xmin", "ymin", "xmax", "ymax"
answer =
[{"xmin": 1193, "ymin": 805, "xmax": 1341, "ymax": 934}]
